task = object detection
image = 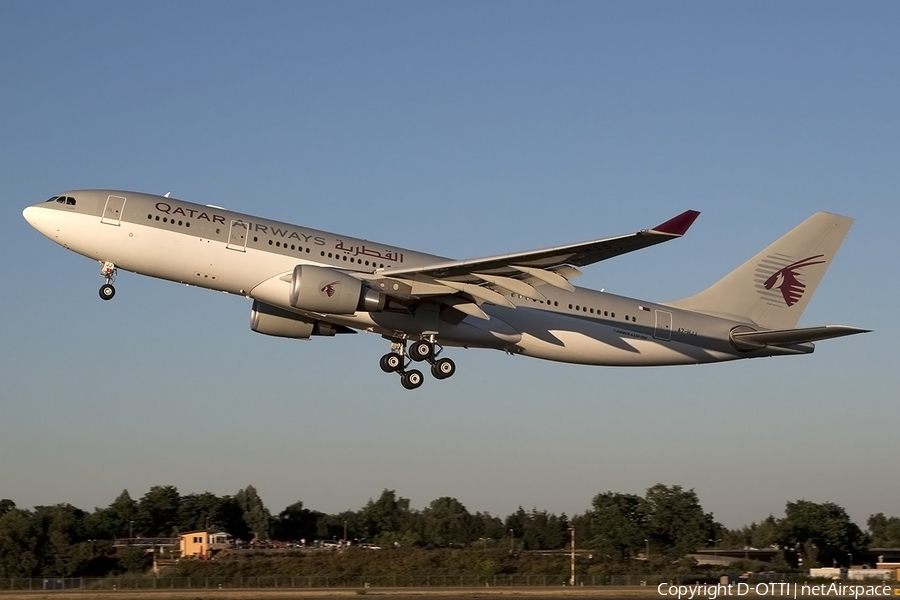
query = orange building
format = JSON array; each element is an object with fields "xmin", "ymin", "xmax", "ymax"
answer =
[{"xmin": 179, "ymin": 531, "xmax": 231, "ymax": 560}]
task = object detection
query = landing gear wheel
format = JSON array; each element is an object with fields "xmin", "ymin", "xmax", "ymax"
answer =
[
  {"xmin": 400, "ymin": 369, "xmax": 424, "ymax": 390},
  {"xmin": 99, "ymin": 284, "xmax": 116, "ymax": 301},
  {"xmin": 431, "ymin": 357, "xmax": 456, "ymax": 380},
  {"xmin": 379, "ymin": 352, "xmax": 404, "ymax": 373},
  {"xmin": 409, "ymin": 340, "xmax": 434, "ymax": 362}
]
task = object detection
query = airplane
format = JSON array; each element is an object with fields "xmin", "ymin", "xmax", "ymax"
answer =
[{"xmin": 22, "ymin": 190, "xmax": 869, "ymax": 390}]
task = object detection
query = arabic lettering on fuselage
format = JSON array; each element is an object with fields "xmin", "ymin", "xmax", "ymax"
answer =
[{"xmin": 335, "ymin": 240, "xmax": 404, "ymax": 263}]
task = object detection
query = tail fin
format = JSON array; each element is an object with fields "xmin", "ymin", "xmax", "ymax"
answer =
[{"xmin": 668, "ymin": 212, "xmax": 854, "ymax": 329}]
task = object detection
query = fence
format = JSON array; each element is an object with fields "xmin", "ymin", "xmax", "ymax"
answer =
[
  {"xmin": 5, "ymin": 572, "xmax": 888, "ymax": 591},
  {"xmin": 1, "ymin": 575, "xmax": 628, "ymax": 590}
]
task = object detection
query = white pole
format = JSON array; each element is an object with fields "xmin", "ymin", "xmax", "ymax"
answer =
[{"xmin": 570, "ymin": 527, "xmax": 575, "ymax": 586}]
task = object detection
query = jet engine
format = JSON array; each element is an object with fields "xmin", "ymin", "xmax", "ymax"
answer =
[
  {"xmin": 250, "ymin": 300, "xmax": 342, "ymax": 339},
  {"xmin": 289, "ymin": 265, "xmax": 385, "ymax": 314}
]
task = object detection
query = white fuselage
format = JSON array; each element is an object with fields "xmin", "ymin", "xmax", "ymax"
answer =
[{"xmin": 23, "ymin": 190, "xmax": 803, "ymax": 368}]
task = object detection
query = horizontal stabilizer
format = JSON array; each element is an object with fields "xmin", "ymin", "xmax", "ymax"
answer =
[{"xmin": 730, "ymin": 325, "xmax": 870, "ymax": 350}]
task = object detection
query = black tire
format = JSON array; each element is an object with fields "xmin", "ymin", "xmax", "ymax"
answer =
[
  {"xmin": 379, "ymin": 352, "xmax": 403, "ymax": 373},
  {"xmin": 431, "ymin": 357, "xmax": 456, "ymax": 380},
  {"xmin": 99, "ymin": 284, "xmax": 116, "ymax": 301},
  {"xmin": 400, "ymin": 369, "xmax": 424, "ymax": 390},
  {"xmin": 409, "ymin": 340, "xmax": 433, "ymax": 361}
]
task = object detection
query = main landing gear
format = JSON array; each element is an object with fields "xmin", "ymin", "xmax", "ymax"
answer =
[
  {"xmin": 99, "ymin": 261, "xmax": 117, "ymax": 301},
  {"xmin": 379, "ymin": 337, "xmax": 456, "ymax": 390}
]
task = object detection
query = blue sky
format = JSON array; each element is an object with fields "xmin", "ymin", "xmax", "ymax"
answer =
[{"xmin": 2, "ymin": 1, "xmax": 898, "ymax": 530}]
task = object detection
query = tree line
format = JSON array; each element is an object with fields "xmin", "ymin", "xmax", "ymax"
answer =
[{"xmin": 1, "ymin": 484, "xmax": 898, "ymax": 579}]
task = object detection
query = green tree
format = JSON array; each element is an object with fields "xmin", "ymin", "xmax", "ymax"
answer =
[
  {"xmin": 117, "ymin": 546, "xmax": 151, "ymax": 573},
  {"xmin": 421, "ymin": 497, "xmax": 475, "ymax": 547},
  {"xmin": 136, "ymin": 486, "xmax": 181, "ymax": 536},
  {"xmin": 85, "ymin": 490, "xmax": 137, "ymax": 539},
  {"xmin": 751, "ymin": 516, "xmax": 780, "ymax": 549},
  {"xmin": 0, "ymin": 500, "xmax": 15, "ymax": 516},
  {"xmin": 868, "ymin": 513, "xmax": 900, "ymax": 547},
  {"xmin": 316, "ymin": 509, "xmax": 362, "ymax": 542},
  {"xmin": 472, "ymin": 511, "xmax": 505, "ymax": 541},
  {"xmin": 587, "ymin": 492, "xmax": 647, "ymax": 560},
  {"xmin": 178, "ymin": 492, "xmax": 225, "ymax": 532},
  {"xmin": 777, "ymin": 500, "xmax": 866, "ymax": 567},
  {"xmin": 0, "ymin": 508, "xmax": 39, "ymax": 577},
  {"xmin": 31, "ymin": 504, "xmax": 94, "ymax": 576},
  {"xmin": 215, "ymin": 496, "xmax": 252, "ymax": 541},
  {"xmin": 234, "ymin": 485, "xmax": 271, "ymax": 540},
  {"xmin": 359, "ymin": 489, "xmax": 415, "ymax": 540},
  {"xmin": 643, "ymin": 484, "xmax": 714, "ymax": 559},
  {"xmin": 505, "ymin": 508, "xmax": 568, "ymax": 550},
  {"xmin": 272, "ymin": 501, "xmax": 321, "ymax": 542}
]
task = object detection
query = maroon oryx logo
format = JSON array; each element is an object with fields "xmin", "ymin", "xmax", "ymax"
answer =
[
  {"xmin": 320, "ymin": 281, "xmax": 340, "ymax": 297},
  {"xmin": 763, "ymin": 255, "xmax": 825, "ymax": 306}
]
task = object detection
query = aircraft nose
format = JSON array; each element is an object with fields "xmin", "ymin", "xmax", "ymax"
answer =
[
  {"xmin": 23, "ymin": 204, "xmax": 52, "ymax": 238},
  {"xmin": 23, "ymin": 205, "xmax": 41, "ymax": 227}
]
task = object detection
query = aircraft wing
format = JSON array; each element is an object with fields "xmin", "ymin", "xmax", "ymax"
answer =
[{"xmin": 369, "ymin": 210, "xmax": 700, "ymax": 314}]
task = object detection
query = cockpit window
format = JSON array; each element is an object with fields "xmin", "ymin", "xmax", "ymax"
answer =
[
  {"xmin": 47, "ymin": 196, "xmax": 76, "ymax": 205},
  {"xmin": 65, "ymin": 197, "xmax": 76, "ymax": 205},
  {"xmin": 46, "ymin": 196, "xmax": 59, "ymax": 202}
]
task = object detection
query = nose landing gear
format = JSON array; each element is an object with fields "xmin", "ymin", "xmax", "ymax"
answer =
[
  {"xmin": 379, "ymin": 337, "xmax": 456, "ymax": 390},
  {"xmin": 99, "ymin": 261, "xmax": 117, "ymax": 301}
]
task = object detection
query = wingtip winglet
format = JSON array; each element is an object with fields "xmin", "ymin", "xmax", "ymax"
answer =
[{"xmin": 652, "ymin": 210, "xmax": 701, "ymax": 236}]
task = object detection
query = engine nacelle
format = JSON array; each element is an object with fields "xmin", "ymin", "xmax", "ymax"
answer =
[
  {"xmin": 250, "ymin": 300, "xmax": 340, "ymax": 339},
  {"xmin": 289, "ymin": 265, "xmax": 385, "ymax": 314}
]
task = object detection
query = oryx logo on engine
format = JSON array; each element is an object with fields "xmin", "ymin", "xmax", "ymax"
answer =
[{"xmin": 320, "ymin": 281, "xmax": 340, "ymax": 298}]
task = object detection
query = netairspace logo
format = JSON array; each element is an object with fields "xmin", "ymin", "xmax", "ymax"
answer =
[{"xmin": 657, "ymin": 582, "xmax": 895, "ymax": 599}]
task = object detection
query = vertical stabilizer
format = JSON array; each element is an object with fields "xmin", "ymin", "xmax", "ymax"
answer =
[{"xmin": 668, "ymin": 212, "xmax": 853, "ymax": 329}]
